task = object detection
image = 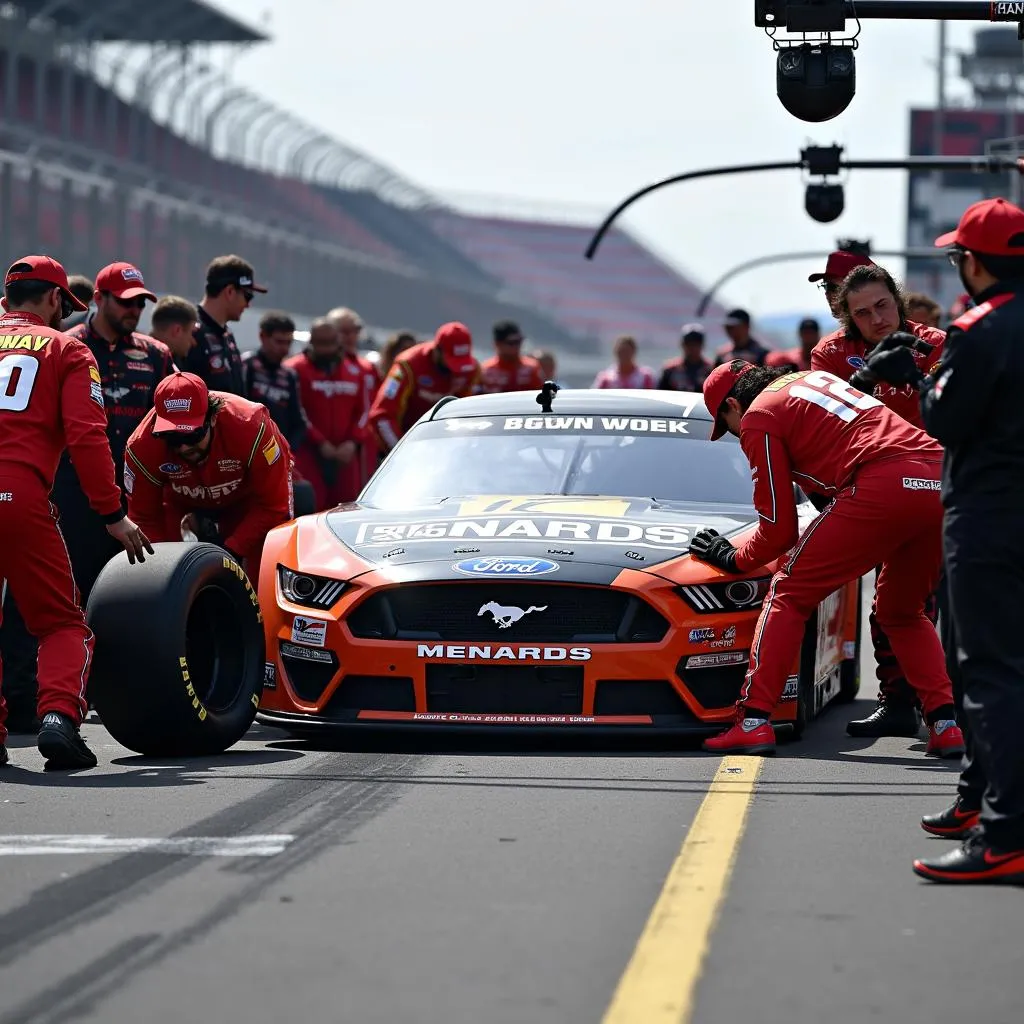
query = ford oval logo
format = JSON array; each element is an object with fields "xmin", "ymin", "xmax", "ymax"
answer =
[{"xmin": 452, "ymin": 556, "xmax": 559, "ymax": 578}]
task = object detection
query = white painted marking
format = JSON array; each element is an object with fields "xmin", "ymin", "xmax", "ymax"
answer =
[{"xmin": 0, "ymin": 835, "xmax": 295, "ymax": 856}]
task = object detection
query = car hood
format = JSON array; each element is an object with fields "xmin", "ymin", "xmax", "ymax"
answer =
[{"xmin": 325, "ymin": 496, "xmax": 759, "ymax": 585}]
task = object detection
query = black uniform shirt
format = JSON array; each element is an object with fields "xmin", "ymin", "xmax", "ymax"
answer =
[
  {"xmin": 920, "ymin": 282, "xmax": 1024, "ymax": 510},
  {"xmin": 242, "ymin": 350, "xmax": 309, "ymax": 451},
  {"xmin": 186, "ymin": 304, "xmax": 244, "ymax": 395}
]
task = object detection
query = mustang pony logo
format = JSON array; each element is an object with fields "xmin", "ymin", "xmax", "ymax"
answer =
[{"xmin": 478, "ymin": 601, "xmax": 548, "ymax": 629}]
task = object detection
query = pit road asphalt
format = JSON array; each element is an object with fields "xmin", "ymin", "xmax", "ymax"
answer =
[{"xmin": 0, "ymin": 585, "xmax": 1020, "ymax": 1024}]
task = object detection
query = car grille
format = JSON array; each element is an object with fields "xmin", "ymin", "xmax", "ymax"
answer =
[
  {"xmin": 594, "ymin": 680, "xmax": 692, "ymax": 716},
  {"xmin": 425, "ymin": 664, "xmax": 584, "ymax": 714},
  {"xmin": 676, "ymin": 658, "xmax": 747, "ymax": 710},
  {"xmin": 347, "ymin": 583, "xmax": 669, "ymax": 643},
  {"xmin": 325, "ymin": 675, "xmax": 416, "ymax": 713},
  {"xmin": 280, "ymin": 647, "xmax": 339, "ymax": 703}
]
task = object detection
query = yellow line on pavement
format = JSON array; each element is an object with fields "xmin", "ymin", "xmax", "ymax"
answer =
[{"xmin": 602, "ymin": 755, "xmax": 764, "ymax": 1024}]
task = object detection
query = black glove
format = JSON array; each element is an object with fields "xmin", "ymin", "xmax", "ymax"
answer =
[
  {"xmin": 874, "ymin": 330, "xmax": 935, "ymax": 357},
  {"xmin": 688, "ymin": 528, "xmax": 739, "ymax": 573},
  {"xmin": 193, "ymin": 514, "xmax": 222, "ymax": 545},
  {"xmin": 863, "ymin": 346, "xmax": 926, "ymax": 388}
]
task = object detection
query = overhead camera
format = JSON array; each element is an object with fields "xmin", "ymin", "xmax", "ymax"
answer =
[{"xmin": 777, "ymin": 41, "xmax": 856, "ymax": 122}]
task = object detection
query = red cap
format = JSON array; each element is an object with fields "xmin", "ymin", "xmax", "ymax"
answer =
[
  {"xmin": 152, "ymin": 372, "xmax": 209, "ymax": 433},
  {"xmin": 435, "ymin": 321, "xmax": 476, "ymax": 374},
  {"xmin": 808, "ymin": 250, "xmax": 875, "ymax": 283},
  {"xmin": 934, "ymin": 197, "xmax": 1024, "ymax": 255},
  {"xmin": 703, "ymin": 361, "xmax": 756, "ymax": 440},
  {"xmin": 4, "ymin": 255, "xmax": 87, "ymax": 311},
  {"xmin": 95, "ymin": 261, "xmax": 157, "ymax": 302}
]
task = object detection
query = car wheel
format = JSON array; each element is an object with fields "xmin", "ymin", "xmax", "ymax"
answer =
[
  {"xmin": 86, "ymin": 542, "xmax": 266, "ymax": 756},
  {"xmin": 787, "ymin": 609, "xmax": 820, "ymax": 742}
]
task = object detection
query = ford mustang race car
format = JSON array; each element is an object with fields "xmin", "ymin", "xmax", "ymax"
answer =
[{"xmin": 256, "ymin": 389, "xmax": 860, "ymax": 738}]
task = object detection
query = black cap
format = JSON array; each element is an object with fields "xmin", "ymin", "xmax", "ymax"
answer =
[
  {"xmin": 206, "ymin": 258, "xmax": 267, "ymax": 294},
  {"xmin": 798, "ymin": 317, "xmax": 820, "ymax": 332},
  {"xmin": 724, "ymin": 308, "xmax": 750, "ymax": 326}
]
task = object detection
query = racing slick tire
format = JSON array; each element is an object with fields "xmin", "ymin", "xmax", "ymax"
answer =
[{"xmin": 86, "ymin": 542, "xmax": 266, "ymax": 756}]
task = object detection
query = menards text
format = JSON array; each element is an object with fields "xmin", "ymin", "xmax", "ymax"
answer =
[
  {"xmin": 355, "ymin": 518, "xmax": 698, "ymax": 548},
  {"xmin": 417, "ymin": 644, "xmax": 592, "ymax": 662}
]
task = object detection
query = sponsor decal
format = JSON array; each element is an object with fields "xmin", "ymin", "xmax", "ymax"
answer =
[
  {"xmin": 416, "ymin": 643, "xmax": 592, "ymax": 662},
  {"xmin": 160, "ymin": 462, "xmax": 182, "ymax": 473},
  {"xmin": 502, "ymin": 415, "xmax": 688, "ymax": 434},
  {"xmin": 0, "ymin": 334, "xmax": 50, "ymax": 351},
  {"xmin": 707, "ymin": 625, "xmax": 739, "ymax": 650},
  {"xmin": 89, "ymin": 382, "xmax": 104, "ymax": 406},
  {"xmin": 163, "ymin": 397, "xmax": 191, "ymax": 412},
  {"xmin": 781, "ymin": 674, "xmax": 800, "ymax": 701},
  {"xmin": 123, "ymin": 465, "xmax": 135, "ymax": 494},
  {"xmin": 218, "ymin": 458, "xmax": 242, "ymax": 472},
  {"xmin": 625, "ymin": 550, "xmax": 644, "ymax": 561},
  {"xmin": 995, "ymin": 2, "xmax": 1024, "ymax": 16},
  {"xmin": 689, "ymin": 627, "xmax": 717, "ymax": 643},
  {"xmin": 104, "ymin": 385, "xmax": 131, "ymax": 401},
  {"xmin": 0, "ymin": 492, "xmax": 13, "ymax": 502},
  {"xmin": 171, "ymin": 479, "xmax": 241, "ymax": 501},
  {"xmin": 357, "ymin": 711, "xmax": 653, "ymax": 725},
  {"xmin": 686, "ymin": 651, "xmax": 748, "ymax": 669},
  {"xmin": 311, "ymin": 379, "xmax": 358, "ymax": 397},
  {"xmin": 418, "ymin": 375, "xmax": 436, "ymax": 387},
  {"xmin": 121, "ymin": 266, "xmax": 143, "ymax": 282},
  {"xmin": 478, "ymin": 601, "xmax": 547, "ymax": 629},
  {"xmin": 382, "ymin": 376, "xmax": 400, "ymax": 399},
  {"xmin": 360, "ymin": 517, "xmax": 697, "ymax": 551},
  {"xmin": 123, "ymin": 348, "xmax": 148, "ymax": 359},
  {"xmin": 126, "ymin": 361, "xmax": 150, "ymax": 372},
  {"xmin": 209, "ymin": 356, "xmax": 223, "ymax": 370},
  {"xmin": 445, "ymin": 419, "xmax": 492, "ymax": 432},
  {"xmin": 88, "ymin": 365, "xmax": 101, "ymax": 384},
  {"xmin": 843, "ymin": 640, "xmax": 856, "ymax": 659},
  {"xmin": 262, "ymin": 437, "xmax": 281, "ymax": 466},
  {"xmin": 903, "ymin": 477, "xmax": 940, "ymax": 491},
  {"xmin": 281, "ymin": 642, "xmax": 333, "ymax": 664},
  {"xmin": 291, "ymin": 616, "xmax": 328, "ymax": 648},
  {"xmin": 453, "ymin": 555, "xmax": 559, "ymax": 578},
  {"xmin": 263, "ymin": 661, "xmax": 277, "ymax": 690},
  {"xmin": 847, "ymin": 356, "xmax": 866, "ymax": 369}
]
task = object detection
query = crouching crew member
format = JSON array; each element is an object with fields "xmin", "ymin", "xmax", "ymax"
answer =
[
  {"xmin": 690, "ymin": 361, "xmax": 964, "ymax": 759},
  {"xmin": 124, "ymin": 372, "xmax": 293, "ymax": 588}
]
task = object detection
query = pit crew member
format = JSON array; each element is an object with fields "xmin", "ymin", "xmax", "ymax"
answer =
[
  {"xmin": 657, "ymin": 323, "xmax": 713, "ymax": 392},
  {"xmin": 480, "ymin": 320, "xmax": 544, "ymax": 393},
  {"xmin": 863, "ymin": 198, "xmax": 1024, "ymax": 884},
  {"xmin": 592, "ymin": 335, "xmax": 656, "ymax": 388},
  {"xmin": 766, "ymin": 317, "xmax": 819, "ymax": 372},
  {"xmin": 812, "ymin": 261, "xmax": 946, "ymax": 739},
  {"xmin": 286, "ymin": 317, "xmax": 365, "ymax": 509},
  {"xmin": 243, "ymin": 310, "xmax": 309, "ymax": 453},
  {"xmin": 368, "ymin": 322, "xmax": 481, "ymax": 452},
  {"xmin": 714, "ymin": 308, "xmax": 769, "ymax": 366},
  {"xmin": 186, "ymin": 255, "xmax": 266, "ymax": 394},
  {"xmin": 690, "ymin": 360, "xmax": 963, "ymax": 759},
  {"xmin": 124, "ymin": 372, "xmax": 293, "ymax": 587},
  {"xmin": 149, "ymin": 295, "xmax": 199, "ymax": 364},
  {"xmin": 0, "ymin": 255, "xmax": 152, "ymax": 770}
]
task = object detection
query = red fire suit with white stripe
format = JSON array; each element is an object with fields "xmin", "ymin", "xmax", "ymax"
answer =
[
  {"xmin": 732, "ymin": 369, "xmax": 953, "ymax": 719},
  {"xmin": 0, "ymin": 313, "xmax": 125, "ymax": 742}
]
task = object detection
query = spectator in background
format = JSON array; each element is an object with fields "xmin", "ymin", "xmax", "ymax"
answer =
[
  {"xmin": 327, "ymin": 306, "xmax": 380, "ymax": 488},
  {"xmin": 905, "ymin": 291, "xmax": 943, "ymax": 329},
  {"xmin": 593, "ymin": 335, "xmax": 656, "ymax": 389},
  {"xmin": 61, "ymin": 274, "xmax": 94, "ymax": 330},
  {"xmin": 766, "ymin": 317, "xmax": 819, "ymax": 372},
  {"xmin": 286, "ymin": 317, "xmax": 365, "ymax": 509},
  {"xmin": 714, "ymin": 309, "xmax": 769, "ymax": 366},
  {"xmin": 480, "ymin": 320, "xmax": 544, "ymax": 393},
  {"xmin": 380, "ymin": 331, "xmax": 418, "ymax": 379},
  {"xmin": 658, "ymin": 323, "xmax": 713, "ymax": 392},
  {"xmin": 532, "ymin": 349, "xmax": 557, "ymax": 382},
  {"xmin": 188, "ymin": 254, "xmax": 266, "ymax": 394},
  {"xmin": 242, "ymin": 311, "xmax": 309, "ymax": 454},
  {"xmin": 149, "ymin": 296, "xmax": 198, "ymax": 364}
]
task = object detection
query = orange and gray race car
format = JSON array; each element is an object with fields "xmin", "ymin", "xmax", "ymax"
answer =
[{"xmin": 256, "ymin": 388, "xmax": 861, "ymax": 738}]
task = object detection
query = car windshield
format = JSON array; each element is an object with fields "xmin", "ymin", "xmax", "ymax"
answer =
[{"xmin": 360, "ymin": 414, "xmax": 756, "ymax": 509}]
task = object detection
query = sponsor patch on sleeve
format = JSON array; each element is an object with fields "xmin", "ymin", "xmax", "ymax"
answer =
[
  {"xmin": 89, "ymin": 365, "xmax": 102, "ymax": 383},
  {"xmin": 903, "ymin": 477, "xmax": 941, "ymax": 491},
  {"xmin": 89, "ymin": 381, "xmax": 104, "ymax": 407},
  {"xmin": 382, "ymin": 375, "xmax": 400, "ymax": 400},
  {"xmin": 123, "ymin": 465, "xmax": 135, "ymax": 494},
  {"xmin": 262, "ymin": 436, "xmax": 281, "ymax": 466}
]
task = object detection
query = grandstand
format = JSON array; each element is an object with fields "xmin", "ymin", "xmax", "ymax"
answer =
[{"xmin": 0, "ymin": 1, "xmax": 716, "ymax": 356}]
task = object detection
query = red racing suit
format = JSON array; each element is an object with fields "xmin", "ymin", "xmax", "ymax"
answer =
[
  {"xmin": 284, "ymin": 351, "xmax": 366, "ymax": 510},
  {"xmin": 765, "ymin": 347, "xmax": 812, "ymax": 372},
  {"xmin": 349, "ymin": 352, "xmax": 380, "ymax": 489},
  {"xmin": 368, "ymin": 341, "xmax": 480, "ymax": 450},
  {"xmin": 731, "ymin": 369, "xmax": 953, "ymax": 721},
  {"xmin": 0, "ymin": 312, "xmax": 125, "ymax": 741},
  {"xmin": 810, "ymin": 318, "xmax": 946, "ymax": 707},
  {"xmin": 124, "ymin": 393, "xmax": 293, "ymax": 587},
  {"xmin": 479, "ymin": 354, "xmax": 544, "ymax": 393}
]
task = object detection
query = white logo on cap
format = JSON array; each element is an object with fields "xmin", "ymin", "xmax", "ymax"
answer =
[
  {"xmin": 452, "ymin": 344, "xmax": 471, "ymax": 356},
  {"xmin": 121, "ymin": 267, "xmax": 143, "ymax": 282},
  {"xmin": 163, "ymin": 398, "xmax": 191, "ymax": 412},
  {"xmin": 238, "ymin": 275, "xmax": 253, "ymax": 286}
]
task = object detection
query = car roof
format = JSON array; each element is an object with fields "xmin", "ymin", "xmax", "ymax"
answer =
[{"xmin": 430, "ymin": 388, "xmax": 714, "ymax": 422}]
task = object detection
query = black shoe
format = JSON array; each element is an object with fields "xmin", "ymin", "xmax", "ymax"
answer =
[
  {"xmin": 922, "ymin": 798, "xmax": 981, "ymax": 839},
  {"xmin": 37, "ymin": 712, "xmax": 97, "ymax": 770},
  {"xmin": 0, "ymin": 744, "xmax": 8, "ymax": 767},
  {"xmin": 914, "ymin": 832, "xmax": 1024, "ymax": 884},
  {"xmin": 846, "ymin": 703, "xmax": 922, "ymax": 738}
]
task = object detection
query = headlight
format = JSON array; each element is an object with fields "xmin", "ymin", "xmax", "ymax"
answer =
[
  {"xmin": 277, "ymin": 565, "xmax": 347, "ymax": 610},
  {"xmin": 677, "ymin": 577, "xmax": 772, "ymax": 614}
]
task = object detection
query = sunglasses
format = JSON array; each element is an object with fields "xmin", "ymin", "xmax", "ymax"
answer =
[
  {"xmin": 817, "ymin": 281, "xmax": 841, "ymax": 296},
  {"xmin": 106, "ymin": 292, "xmax": 147, "ymax": 310},
  {"xmin": 946, "ymin": 248, "xmax": 967, "ymax": 268},
  {"xmin": 154, "ymin": 425, "xmax": 208, "ymax": 448},
  {"xmin": 60, "ymin": 295, "xmax": 76, "ymax": 320}
]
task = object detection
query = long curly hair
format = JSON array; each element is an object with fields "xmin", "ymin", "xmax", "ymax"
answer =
[{"xmin": 836, "ymin": 265, "xmax": 908, "ymax": 341}]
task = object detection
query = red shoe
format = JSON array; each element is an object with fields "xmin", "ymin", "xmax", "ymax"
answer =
[
  {"xmin": 926, "ymin": 721, "xmax": 966, "ymax": 759},
  {"xmin": 703, "ymin": 719, "xmax": 776, "ymax": 755}
]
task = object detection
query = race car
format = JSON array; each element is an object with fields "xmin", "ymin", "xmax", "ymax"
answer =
[{"xmin": 256, "ymin": 388, "xmax": 861, "ymax": 738}]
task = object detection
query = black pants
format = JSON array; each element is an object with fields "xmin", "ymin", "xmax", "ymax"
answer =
[
  {"xmin": 0, "ymin": 459, "xmax": 122, "ymax": 704},
  {"xmin": 945, "ymin": 509, "xmax": 1024, "ymax": 848}
]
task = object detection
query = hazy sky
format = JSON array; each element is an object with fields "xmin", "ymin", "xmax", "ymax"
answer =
[{"xmin": 208, "ymin": 0, "xmax": 983, "ymax": 320}]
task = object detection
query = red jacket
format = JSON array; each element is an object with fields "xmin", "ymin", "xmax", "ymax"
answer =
[
  {"xmin": 810, "ymin": 320, "xmax": 945, "ymax": 428},
  {"xmin": 124, "ymin": 393, "xmax": 292, "ymax": 557},
  {"xmin": 733, "ymin": 368, "xmax": 942, "ymax": 572},
  {"xmin": 284, "ymin": 352, "xmax": 366, "ymax": 450},
  {"xmin": 0, "ymin": 311, "xmax": 122, "ymax": 520},
  {"xmin": 765, "ymin": 347, "xmax": 812, "ymax": 372},
  {"xmin": 479, "ymin": 355, "xmax": 544, "ymax": 393},
  {"xmin": 368, "ymin": 341, "xmax": 480, "ymax": 449}
]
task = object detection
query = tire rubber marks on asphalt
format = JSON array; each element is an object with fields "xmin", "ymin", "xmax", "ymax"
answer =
[
  {"xmin": 0, "ymin": 835, "xmax": 295, "ymax": 856},
  {"xmin": 602, "ymin": 756, "xmax": 763, "ymax": 1024}
]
